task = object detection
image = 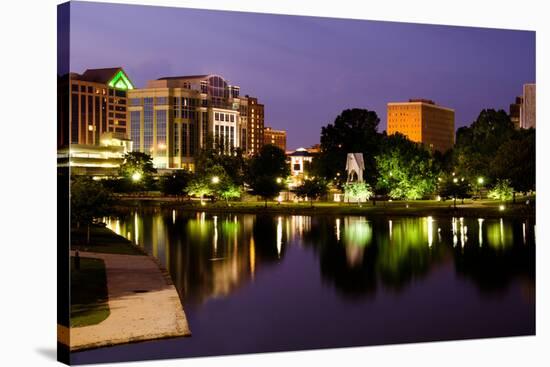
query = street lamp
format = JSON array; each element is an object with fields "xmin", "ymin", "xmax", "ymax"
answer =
[
  {"xmin": 211, "ymin": 176, "xmax": 220, "ymax": 184},
  {"xmin": 132, "ymin": 172, "xmax": 142, "ymax": 182},
  {"xmin": 276, "ymin": 177, "xmax": 282, "ymax": 184},
  {"xmin": 477, "ymin": 177, "xmax": 485, "ymax": 199},
  {"xmin": 453, "ymin": 177, "xmax": 458, "ymax": 183}
]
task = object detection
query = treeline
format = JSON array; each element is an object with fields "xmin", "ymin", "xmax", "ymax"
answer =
[{"xmin": 311, "ymin": 108, "xmax": 535, "ymax": 202}]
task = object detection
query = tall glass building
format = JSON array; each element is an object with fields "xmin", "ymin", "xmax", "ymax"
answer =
[{"xmin": 128, "ymin": 74, "xmax": 264, "ymax": 170}]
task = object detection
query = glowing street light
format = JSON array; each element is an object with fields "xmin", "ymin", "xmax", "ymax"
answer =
[
  {"xmin": 132, "ymin": 172, "xmax": 142, "ymax": 182},
  {"xmin": 276, "ymin": 177, "xmax": 283, "ymax": 184},
  {"xmin": 211, "ymin": 176, "xmax": 220, "ymax": 184},
  {"xmin": 477, "ymin": 177, "xmax": 485, "ymax": 185},
  {"xmin": 453, "ymin": 177, "xmax": 458, "ymax": 183},
  {"xmin": 499, "ymin": 205, "xmax": 505, "ymax": 211}
]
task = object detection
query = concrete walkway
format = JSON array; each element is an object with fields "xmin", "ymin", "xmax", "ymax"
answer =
[{"xmin": 66, "ymin": 251, "xmax": 191, "ymax": 351}]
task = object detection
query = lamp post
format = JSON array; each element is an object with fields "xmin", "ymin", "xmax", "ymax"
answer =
[{"xmin": 477, "ymin": 177, "xmax": 484, "ymax": 199}]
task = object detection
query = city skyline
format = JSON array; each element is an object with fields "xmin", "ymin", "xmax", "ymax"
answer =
[{"xmin": 65, "ymin": 2, "xmax": 535, "ymax": 149}]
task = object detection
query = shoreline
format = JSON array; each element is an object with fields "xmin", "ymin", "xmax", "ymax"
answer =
[
  {"xmin": 66, "ymin": 229, "xmax": 191, "ymax": 353},
  {"xmin": 113, "ymin": 197, "xmax": 535, "ymax": 219}
]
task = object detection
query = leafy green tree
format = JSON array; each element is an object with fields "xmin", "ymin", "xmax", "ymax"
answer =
[
  {"xmin": 375, "ymin": 133, "xmax": 439, "ymax": 200},
  {"xmin": 71, "ymin": 176, "xmax": 113, "ymax": 243},
  {"xmin": 247, "ymin": 144, "xmax": 289, "ymax": 207},
  {"xmin": 119, "ymin": 152, "xmax": 157, "ymax": 191},
  {"xmin": 452, "ymin": 109, "xmax": 515, "ymax": 181},
  {"xmin": 160, "ymin": 170, "xmax": 192, "ymax": 197},
  {"xmin": 218, "ymin": 181, "xmax": 242, "ymax": 205},
  {"xmin": 490, "ymin": 129, "xmax": 535, "ymax": 200},
  {"xmin": 315, "ymin": 109, "xmax": 382, "ymax": 186},
  {"xmin": 185, "ymin": 176, "xmax": 213, "ymax": 204},
  {"xmin": 343, "ymin": 182, "xmax": 373, "ymax": 206},
  {"xmin": 294, "ymin": 177, "xmax": 328, "ymax": 207},
  {"xmin": 488, "ymin": 179, "xmax": 514, "ymax": 202}
]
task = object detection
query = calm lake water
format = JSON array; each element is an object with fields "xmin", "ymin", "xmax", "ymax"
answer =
[{"xmin": 72, "ymin": 210, "xmax": 535, "ymax": 364}]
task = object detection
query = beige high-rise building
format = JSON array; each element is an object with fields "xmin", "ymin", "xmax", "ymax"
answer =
[
  {"xmin": 387, "ymin": 99, "xmax": 455, "ymax": 153},
  {"xmin": 128, "ymin": 74, "xmax": 264, "ymax": 170}
]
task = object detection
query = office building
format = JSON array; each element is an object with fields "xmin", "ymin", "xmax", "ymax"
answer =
[
  {"xmin": 57, "ymin": 67, "xmax": 135, "ymax": 175},
  {"xmin": 128, "ymin": 74, "xmax": 264, "ymax": 170},
  {"xmin": 264, "ymin": 127, "xmax": 287, "ymax": 151},
  {"xmin": 521, "ymin": 83, "xmax": 536, "ymax": 129},
  {"xmin": 509, "ymin": 83, "xmax": 536, "ymax": 129},
  {"xmin": 246, "ymin": 96, "xmax": 264, "ymax": 154},
  {"xmin": 509, "ymin": 96, "xmax": 523, "ymax": 129},
  {"xmin": 387, "ymin": 99, "xmax": 455, "ymax": 152}
]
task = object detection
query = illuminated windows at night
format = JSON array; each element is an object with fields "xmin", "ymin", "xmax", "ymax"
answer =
[{"xmin": 143, "ymin": 98, "xmax": 153, "ymax": 151}]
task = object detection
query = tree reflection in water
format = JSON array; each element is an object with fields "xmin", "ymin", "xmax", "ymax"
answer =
[{"xmin": 104, "ymin": 211, "xmax": 534, "ymax": 305}]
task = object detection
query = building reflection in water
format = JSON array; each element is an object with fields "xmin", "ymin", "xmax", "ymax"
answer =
[{"xmin": 103, "ymin": 212, "xmax": 534, "ymax": 304}]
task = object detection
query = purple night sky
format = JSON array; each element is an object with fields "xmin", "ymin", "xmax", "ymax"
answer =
[{"xmin": 67, "ymin": 1, "xmax": 535, "ymax": 150}]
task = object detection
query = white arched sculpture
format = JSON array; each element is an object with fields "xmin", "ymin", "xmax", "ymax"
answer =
[{"xmin": 346, "ymin": 153, "xmax": 365, "ymax": 183}]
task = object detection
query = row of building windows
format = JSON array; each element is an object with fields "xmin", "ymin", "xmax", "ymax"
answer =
[{"xmin": 214, "ymin": 112, "xmax": 235, "ymax": 123}]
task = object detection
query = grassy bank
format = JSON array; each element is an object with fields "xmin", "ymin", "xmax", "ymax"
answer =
[
  {"xmin": 71, "ymin": 257, "xmax": 110, "ymax": 327},
  {"xmin": 114, "ymin": 197, "xmax": 535, "ymax": 219},
  {"xmin": 71, "ymin": 225, "xmax": 144, "ymax": 255}
]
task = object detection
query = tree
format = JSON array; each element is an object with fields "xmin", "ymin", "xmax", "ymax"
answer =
[
  {"xmin": 218, "ymin": 181, "xmax": 242, "ymax": 205},
  {"xmin": 71, "ymin": 176, "xmax": 113, "ymax": 244},
  {"xmin": 438, "ymin": 176, "xmax": 470, "ymax": 208},
  {"xmin": 160, "ymin": 170, "xmax": 192, "ymax": 198},
  {"xmin": 249, "ymin": 176, "xmax": 283, "ymax": 208},
  {"xmin": 185, "ymin": 176, "xmax": 213, "ymax": 204},
  {"xmin": 375, "ymin": 133, "xmax": 439, "ymax": 200},
  {"xmin": 119, "ymin": 152, "xmax": 157, "ymax": 191},
  {"xmin": 488, "ymin": 179, "xmax": 513, "ymax": 202},
  {"xmin": 315, "ymin": 109, "xmax": 382, "ymax": 186},
  {"xmin": 452, "ymin": 109, "xmax": 515, "ymax": 181},
  {"xmin": 490, "ymin": 129, "xmax": 535, "ymax": 201},
  {"xmin": 294, "ymin": 177, "xmax": 328, "ymax": 207},
  {"xmin": 195, "ymin": 134, "xmax": 248, "ymax": 185},
  {"xmin": 343, "ymin": 182, "xmax": 373, "ymax": 206},
  {"xmin": 247, "ymin": 144, "xmax": 289, "ymax": 207}
]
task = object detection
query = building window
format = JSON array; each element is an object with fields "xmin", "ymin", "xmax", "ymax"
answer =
[
  {"xmin": 182, "ymin": 124, "xmax": 188, "ymax": 156},
  {"xmin": 173, "ymin": 123, "xmax": 180, "ymax": 157},
  {"xmin": 130, "ymin": 98, "xmax": 141, "ymax": 106},
  {"xmin": 143, "ymin": 97, "xmax": 153, "ymax": 152},
  {"xmin": 130, "ymin": 111, "xmax": 141, "ymax": 151},
  {"xmin": 156, "ymin": 110, "xmax": 167, "ymax": 153},
  {"xmin": 156, "ymin": 97, "xmax": 168, "ymax": 105}
]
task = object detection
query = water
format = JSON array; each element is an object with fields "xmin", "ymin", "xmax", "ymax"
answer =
[{"xmin": 72, "ymin": 211, "xmax": 535, "ymax": 364}]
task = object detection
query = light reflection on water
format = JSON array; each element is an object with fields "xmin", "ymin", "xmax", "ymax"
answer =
[
  {"xmin": 75, "ymin": 211, "xmax": 536, "ymax": 364},
  {"xmin": 104, "ymin": 212, "xmax": 535, "ymax": 306}
]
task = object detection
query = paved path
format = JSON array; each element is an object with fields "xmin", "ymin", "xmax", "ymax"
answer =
[{"xmin": 66, "ymin": 251, "xmax": 191, "ymax": 351}]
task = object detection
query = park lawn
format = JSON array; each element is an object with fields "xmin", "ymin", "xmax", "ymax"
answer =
[
  {"xmin": 125, "ymin": 195, "xmax": 534, "ymax": 218},
  {"xmin": 71, "ymin": 225, "xmax": 144, "ymax": 255},
  {"xmin": 71, "ymin": 257, "xmax": 110, "ymax": 327}
]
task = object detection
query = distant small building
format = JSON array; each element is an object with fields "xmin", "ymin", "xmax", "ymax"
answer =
[
  {"xmin": 264, "ymin": 126, "xmax": 287, "ymax": 151},
  {"xmin": 387, "ymin": 99, "xmax": 455, "ymax": 153},
  {"xmin": 288, "ymin": 148, "xmax": 313, "ymax": 177}
]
